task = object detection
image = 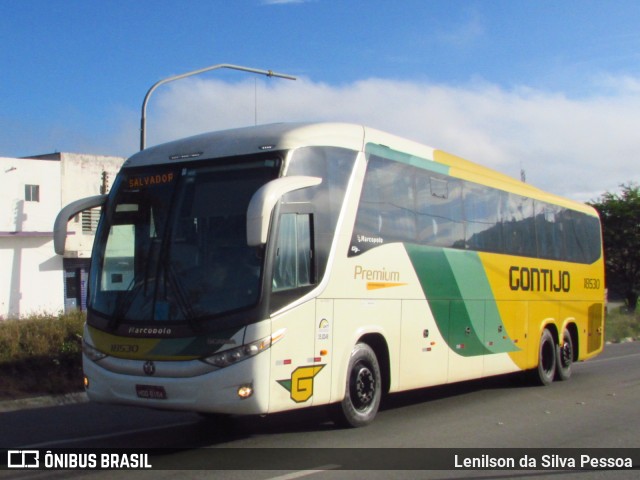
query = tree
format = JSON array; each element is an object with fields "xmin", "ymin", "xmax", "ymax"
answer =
[{"xmin": 588, "ymin": 183, "xmax": 640, "ymax": 313}]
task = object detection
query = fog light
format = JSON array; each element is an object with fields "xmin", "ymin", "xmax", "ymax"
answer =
[
  {"xmin": 237, "ymin": 385, "xmax": 253, "ymax": 399},
  {"xmin": 83, "ymin": 376, "xmax": 90, "ymax": 390}
]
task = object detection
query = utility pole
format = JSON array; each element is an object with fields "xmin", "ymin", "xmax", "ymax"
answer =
[
  {"xmin": 140, "ymin": 63, "xmax": 297, "ymax": 150},
  {"xmin": 100, "ymin": 171, "xmax": 109, "ymax": 195}
]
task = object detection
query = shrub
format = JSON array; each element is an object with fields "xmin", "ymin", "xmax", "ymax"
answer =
[
  {"xmin": 0, "ymin": 310, "xmax": 84, "ymax": 362},
  {"xmin": 0, "ymin": 311, "xmax": 85, "ymax": 399},
  {"xmin": 605, "ymin": 309, "xmax": 640, "ymax": 343}
]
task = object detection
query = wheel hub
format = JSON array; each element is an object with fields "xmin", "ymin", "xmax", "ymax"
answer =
[
  {"xmin": 354, "ymin": 366, "xmax": 375, "ymax": 407},
  {"xmin": 561, "ymin": 342, "xmax": 572, "ymax": 366}
]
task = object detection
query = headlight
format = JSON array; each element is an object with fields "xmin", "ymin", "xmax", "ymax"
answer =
[
  {"xmin": 202, "ymin": 328, "xmax": 285, "ymax": 368},
  {"xmin": 83, "ymin": 339, "xmax": 107, "ymax": 362}
]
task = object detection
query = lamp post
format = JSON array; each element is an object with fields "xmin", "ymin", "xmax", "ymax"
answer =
[{"xmin": 140, "ymin": 63, "xmax": 297, "ymax": 150}]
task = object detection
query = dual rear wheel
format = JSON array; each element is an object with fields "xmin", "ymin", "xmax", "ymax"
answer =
[{"xmin": 535, "ymin": 327, "xmax": 574, "ymax": 385}]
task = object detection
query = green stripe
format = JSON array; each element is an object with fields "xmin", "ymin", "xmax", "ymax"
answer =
[
  {"xmin": 405, "ymin": 244, "xmax": 518, "ymax": 357},
  {"xmin": 365, "ymin": 143, "xmax": 450, "ymax": 175}
]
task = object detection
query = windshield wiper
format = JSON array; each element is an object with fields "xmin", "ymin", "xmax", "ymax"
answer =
[
  {"xmin": 108, "ymin": 239, "xmax": 161, "ymax": 329},
  {"xmin": 108, "ymin": 277, "xmax": 141, "ymax": 329},
  {"xmin": 166, "ymin": 264, "xmax": 200, "ymax": 331}
]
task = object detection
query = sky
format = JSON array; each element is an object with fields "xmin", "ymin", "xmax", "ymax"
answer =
[{"xmin": 2, "ymin": 0, "xmax": 640, "ymax": 202}]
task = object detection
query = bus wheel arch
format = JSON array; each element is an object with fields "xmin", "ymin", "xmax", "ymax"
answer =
[
  {"xmin": 332, "ymin": 335, "xmax": 388, "ymax": 428},
  {"xmin": 358, "ymin": 333, "xmax": 391, "ymax": 395}
]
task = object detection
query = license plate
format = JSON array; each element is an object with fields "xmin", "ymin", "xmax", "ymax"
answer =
[{"xmin": 136, "ymin": 384, "xmax": 167, "ymax": 400}]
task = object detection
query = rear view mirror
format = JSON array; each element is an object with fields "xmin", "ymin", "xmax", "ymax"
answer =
[
  {"xmin": 54, "ymin": 194, "xmax": 107, "ymax": 255},
  {"xmin": 246, "ymin": 176, "xmax": 321, "ymax": 246}
]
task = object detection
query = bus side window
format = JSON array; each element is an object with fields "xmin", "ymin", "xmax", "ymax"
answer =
[{"xmin": 273, "ymin": 213, "xmax": 314, "ymax": 291}]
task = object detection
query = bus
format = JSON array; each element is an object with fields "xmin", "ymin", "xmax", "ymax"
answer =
[{"xmin": 54, "ymin": 122, "xmax": 605, "ymax": 427}]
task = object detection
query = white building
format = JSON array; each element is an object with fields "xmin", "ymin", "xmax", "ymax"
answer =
[{"xmin": 0, "ymin": 153, "xmax": 125, "ymax": 318}]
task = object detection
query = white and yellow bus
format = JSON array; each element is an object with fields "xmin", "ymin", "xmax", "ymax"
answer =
[{"xmin": 54, "ymin": 123, "xmax": 605, "ymax": 427}]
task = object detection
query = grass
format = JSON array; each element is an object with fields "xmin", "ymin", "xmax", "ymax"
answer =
[
  {"xmin": 0, "ymin": 311, "xmax": 85, "ymax": 400},
  {"xmin": 605, "ymin": 309, "xmax": 640, "ymax": 343},
  {"xmin": 0, "ymin": 308, "xmax": 638, "ymax": 402}
]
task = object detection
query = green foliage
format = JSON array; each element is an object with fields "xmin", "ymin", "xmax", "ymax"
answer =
[
  {"xmin": 0, "ymin": 311, "xmax": 85, "ymax": 363},
  {"xmin": 0, "ymin": 311, "xmax": 85, "ymax": 399},
  {"xmin": 589, "ymin": 183, "xmax": 640, "ymax": 312},
  {"xmin": 606, "ymin": 309, "xmax": 640, "ymax": 343}
]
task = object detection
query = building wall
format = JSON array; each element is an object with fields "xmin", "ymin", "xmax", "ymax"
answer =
[
  {"xmin": 0, "ymin": 153, "xmax": 125, "ymax": 318},
  {"xmin": 0, "ymin": 236, "xmax": 62, "ymax": 317},
  {"xmin": 0, "ymin": 157, "xmax": 61, "ymax": 232},
  {"xmin": 59, "ymin": 153, "xmax": 125, "ymax": 258},
  {"xmin": 0, "ymin": 157, "xmax": 63, "ymax": 317}
]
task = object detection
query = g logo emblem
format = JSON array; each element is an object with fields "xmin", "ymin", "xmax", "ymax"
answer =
[{"xmin": 277, "ymin": 365, "xmax": 325, "ymax": 403}]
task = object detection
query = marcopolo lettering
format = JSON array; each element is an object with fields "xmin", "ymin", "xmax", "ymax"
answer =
[
  {"xmin": 509, "ymin": 266, "xmax": 570, "ymax": 292},
  {"xmin": 127, "ymin": 326, "xmax": 173, "ymax": 336}
]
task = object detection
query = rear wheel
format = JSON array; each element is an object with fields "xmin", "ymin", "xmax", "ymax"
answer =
[
  {"xmin": 332, "ymin": 343, "xmax": 381, "ymax": 428},
  {"xmin": 555, "ymin": 328, "xmax": 574, "ymax": 381},
  {"xmin": 534, "ymin": 328, "xmax": 557, "ymax": 386}
]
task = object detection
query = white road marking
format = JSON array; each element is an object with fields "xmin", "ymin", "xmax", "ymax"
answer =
[{"xmin": 265, "ymin": 465, "xmax": 341, "ymax": 480}]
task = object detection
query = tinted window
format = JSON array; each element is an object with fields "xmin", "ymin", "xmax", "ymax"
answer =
[
  {"xmin": 502, "ymin": 193, "xmax": 536, "ymax": 256},
  {"xmin": 464, "ymin": 183, "xmax": 502, "ymax": 253},
  {"xmin": 415, "ymin": 173, "xmax": 464, "ymax": 248},
  {"xmin": 349, "ymin": 151, "xmax": 601, "ymax": 264},
  {"xmin": 284, "ymin": 146, "xmax": 358, "ymax": 280}
]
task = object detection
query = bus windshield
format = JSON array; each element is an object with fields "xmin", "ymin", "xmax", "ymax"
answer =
[{"xmin": 88, "ymin": 157, "xmax": 281, "ymax": 325}]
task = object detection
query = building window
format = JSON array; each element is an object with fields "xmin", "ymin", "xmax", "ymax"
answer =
[
  {"xmin": 82, "ymin": 208, "xmax": 101, "ymax": 233},
  {"xmin": 25, "ymin": 184, "xmax": 40, "ymax": 202}
]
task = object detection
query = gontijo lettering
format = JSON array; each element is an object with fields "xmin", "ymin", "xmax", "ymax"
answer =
[{"xmin": 509, "ymin": 266, "xmax": 570, "ymax": 292}]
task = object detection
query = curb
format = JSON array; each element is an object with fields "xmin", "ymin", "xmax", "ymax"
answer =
[{"xmin": 0, "ymin": 392, "xmax": 88, "ymax": 413}]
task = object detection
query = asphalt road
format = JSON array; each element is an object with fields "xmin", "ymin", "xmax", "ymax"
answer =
[{"xmin": 1, "ymin": 341, "xmax": 639, "ymax": 479}]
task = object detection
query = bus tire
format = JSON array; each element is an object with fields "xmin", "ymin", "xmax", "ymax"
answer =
[
  {"xmin": 534, "ymin": 328, "xmax": 557, "ymax": 386},
  {"xmin": 332, "ymin": 343, "xmax": 381, "ymax": 428},
  {"xmin": 555, "ymin": 329, "xmax": 574, "ymax": 381}
]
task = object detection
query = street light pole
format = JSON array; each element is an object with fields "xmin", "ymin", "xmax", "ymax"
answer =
[{"xmin": 140, "ymin": 63, "xmax": 297, "ymax": 150}]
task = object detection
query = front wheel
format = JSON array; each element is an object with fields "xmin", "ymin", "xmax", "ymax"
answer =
[{"xmin": 332, "ymin": 343, "xmax": 381, "ymax": 428}]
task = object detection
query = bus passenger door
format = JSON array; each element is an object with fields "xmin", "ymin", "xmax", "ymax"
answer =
[{"xmin": 268, "ymin": 212, "xmax": 319, "ymax": 413}]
